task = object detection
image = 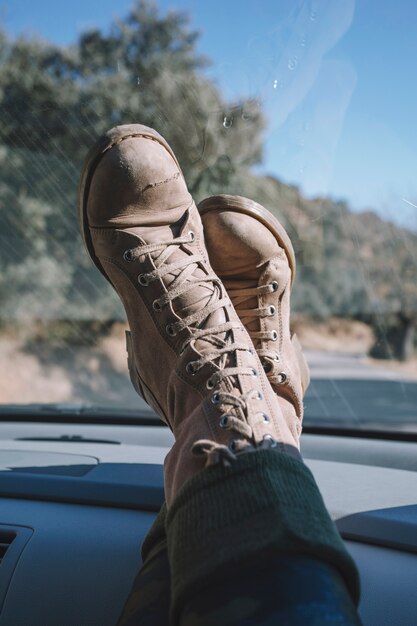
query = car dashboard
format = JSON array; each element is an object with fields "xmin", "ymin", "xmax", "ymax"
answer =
[{"xmin": 0, "ymin": 420, "xmax": 415, "ymax": 625}]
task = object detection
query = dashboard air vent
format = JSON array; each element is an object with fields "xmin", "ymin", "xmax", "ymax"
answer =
[{"xmin": 0, "ymin": 533, "xmax": 15, "ymax": 565}]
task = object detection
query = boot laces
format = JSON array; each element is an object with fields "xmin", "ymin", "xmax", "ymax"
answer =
[
  {"xmin": 229, "ymin": 282, "xmax": 301, "ymax": 418},
  {"xmin": 227, "ymin": 282, "xmax": 279, "ymax": 343},
  {"xmin": 127, "ymin": 232, "xmax": 266, "ymax": 444},
  {"xmin": 227, "ymin": 282, "xmax": 283, "ymax": 376}
]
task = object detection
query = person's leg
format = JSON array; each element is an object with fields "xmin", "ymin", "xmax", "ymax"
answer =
[
  {"xmin": 118, "ymin": 450, "xmax": 362, "ymax": 626},
  {"xmin": 117, "ymin": 193, "xmax": 322, "ymax": 625},
  {"xmin": 79, "ymin": 125, "xmax": 361, "ymax": 626}
]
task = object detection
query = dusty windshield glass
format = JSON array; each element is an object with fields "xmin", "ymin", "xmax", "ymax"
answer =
[{"xmin": 0, "ymin": 0, "xmax": 416, "ymax": 433}]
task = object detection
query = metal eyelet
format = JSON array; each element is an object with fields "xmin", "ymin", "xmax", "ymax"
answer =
[
  {"xmin": 274, "ymin": 354, "xmax": 280, "ymax": 362},
  {"xmin": 138, "ymin": 274, "xmax": 149, "ymax": 286},
  {"xmin": 206, "ymin": 379, "xmax": 214, "ymax": 390},
  {"xmin": 219, "ymin": 415, "xmax": 229, "ymax": 429},
  {"xmin": 277, "ymin": 372, "xmax": 287, "ymax": 384},
  {"xmin": 166, "ymin": 324, "xmax": 177, "ymax": 337},
  {"xmin": 263, "ymin": 434, "xmax": 277, "ymax": 447},
  {"xmin": 188, "ymin": 231, "xmax": 195, "ymax": 242},
  {"xmin": 271, "ymin": 330, "xmax": 278, "ymax": 341},
  {"xmin": 270, "ymin": 280, "xmax": 279, "ymax": 292},
  {"xmin": 186, "ymin": 362, "xmax": 197, "ymax": 375},
  {"xmin": 229, "ymin": 439, "xmax": 238, "ymax": 452},
  {"xmin": 251, "ymin": 368, "xmax": 258, "ymax": 377},
  {"xmin": 152, "ymin": 300, "xmax": 162, "ymax": 311},
  {"xmin": 262, "ymin": 360, "xmax": 273, "ymax": 373},
  {"xmin": 268, "ymin": 305, "xmax": 276, "ymax": 316},
  {"xmin": 211, "ymin": 393, "xmax": 220, "ymax": 405},
  {"xmin": 123, "ymin": 249, "xmax": 134, "ymax": 262}
]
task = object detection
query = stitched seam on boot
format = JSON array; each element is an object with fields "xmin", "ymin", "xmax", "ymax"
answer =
[
  {"xmin": 138, "ymin": 371, "xmax": 169, "ymax": 422},
  {"xmin": 141, "ymin": 171, "xmax": 180, "ymax": 193},
  {"xmin": 105, "ymin": 133, "xmax": 182, "ymax": 170}
]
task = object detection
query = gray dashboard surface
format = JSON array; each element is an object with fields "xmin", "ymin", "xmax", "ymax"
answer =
[
  {"xmin": 0, "ymin": 422, "xmax": 415, "ymax": 625},
  {"xmin": 338, "ymin": 504, "xmax": 417, "ymax": 553},
  {"xmin": 0, "ymin": 423, "xmax": 417, "ymax": 519},
  {"xmin": 0, "ymin": 463, "xmax": 164, "ymax": 510},
  {"xmin": 346, "ymin": 541, "xmax": 417, "ymax": 626},
  {"xmin": 0, "ymin": 498, "xmax": 151, "ymax": 626}
]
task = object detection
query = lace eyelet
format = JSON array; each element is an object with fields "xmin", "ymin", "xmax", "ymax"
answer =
[
  {"xmin": 271, "ymin": 330, "xmax": 278, "ymax": 341},
  {"xmin": 211, "ymin": 392, "xmax": 220, "ymax": 405},
  {"xmin": 229, "ymin": 439, "xmax": 238, "ymax": 452},
  {"xmin": 152, "ymin": 300, "xmax": 162, "ymax": 311},
  {"xmin": 206, "ymin": 379, "xmax": 214, "ymax": 390},
  {"xmin": 123, "ymin": 249, "xmax": 134, "ymax": 262},
  {"xmin": 166, "ymin": 324, "xmax": 177, "ymax": 337},
  {"xmin": 138, "ymin": 274, "xmax": 149, "ymax": 286},
  {"xmin": 257, "ymin": 391, "xmax": 263, "ymax": 400},
  {"xmin": 270, "ymin": 280, "xmax": 279, "ymax": 292},
  {"xmin": 268, "ymin": 305, "xmax": 276, "ymax": 316},
  {"xmin": 261, "ymin": 413, "xmax": 270, "ymax": 424},
  {"xmin": 277, "ymin": 372, "xmax": 287, "ymax": 384},
  {"xmin": 263, "ymin": 434, "xmax": 277, "ymax": 447},
  {"xmin": 219, "ymin": 415, "xmax": 229, "ymax": 429},
  {"xmin": 188, "ymin": 230, "xmax": 195, "ymax": 242},
  {"xmin": 274, "ymin": 354, "xmax": 280, "ymax": 362},
  {"xmin": 251, "ymin": 368, "xmax": 258, "ymax": 377},
  {"xmin": 262, "ymin": 360, "xmax": 273, "ymax": 374},
  {"xmin": 186, "ymin": 362, "xmax": 197, "ymax": 375}
]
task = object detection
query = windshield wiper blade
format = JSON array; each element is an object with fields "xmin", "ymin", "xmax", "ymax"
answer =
[
  {"xmin": 0, "ymin": 403, "xmax": 165, "ymax": 426},
  {"xmin": 16, "ymin": 435, "xmax": 121, "ymax": 445},
  {"xmin": 303, "ymin": 423, "xmax": 417, "ymax": 443}
]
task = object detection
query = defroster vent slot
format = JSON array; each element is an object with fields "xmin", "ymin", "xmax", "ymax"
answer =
[{"xmin": 0, "ymin": 533, "xmax": 15, "ymax": 565}]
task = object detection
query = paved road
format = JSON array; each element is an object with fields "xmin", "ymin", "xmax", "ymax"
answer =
[
  {"xmin": 304, "ymin": 351, "xmax": 417, "ymax": 432},
  {"xmin": 56, "ymin": 348, "xmax": 415, "ymax": 433},
  {"xmin": 306, "ymin": 350, "xmax": 416, "ymax": 381}
]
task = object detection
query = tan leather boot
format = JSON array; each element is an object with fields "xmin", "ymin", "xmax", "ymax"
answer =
[
  {"xmin": 78, "ymin": 125, "xmax": 299, "ymax": 505},
  {"xmin": 199, "ymin": 194, "xmax": 310, "ymax": 440}
]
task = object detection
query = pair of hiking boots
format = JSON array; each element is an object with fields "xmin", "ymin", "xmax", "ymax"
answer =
[{"xmin": 78, "ymin": 124, "xmax": 310, "ymax": 505}]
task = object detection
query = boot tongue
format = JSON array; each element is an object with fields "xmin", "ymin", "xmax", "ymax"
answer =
[
  {"xmin": 223, "ymin": 276, "xmax": 261, "ymax": 349},
  {"xmin": 126, "ymin": 221, "xmax": 229, "ymax": 357}
]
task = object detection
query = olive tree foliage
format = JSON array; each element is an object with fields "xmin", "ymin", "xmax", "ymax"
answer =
[
  {"xmin": 0, "ymin": 1, "xmax": 264, "ymax": 322},
  {"xmin": 233, "ymin": 172, "xmax": 417, "ymax": 359},
  {"xmin": 0, "ymin": 0, "xmax": 416, "ymax": 360}
]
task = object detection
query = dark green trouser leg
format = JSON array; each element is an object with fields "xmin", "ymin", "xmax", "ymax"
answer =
[
  {"xmin": 117, "ymin": 545, "xmax": 362, "ymax": 626},
  {"xmin": 167, "ymin": 450, "xmax": 361, "ymax": 625},
  {"xmin": 116, "ymin": 506, "xmax": 170, "ymax": 626},
  {"xmin": 118, "ymin": 450, "xmax": 363, "ymax": 626}
]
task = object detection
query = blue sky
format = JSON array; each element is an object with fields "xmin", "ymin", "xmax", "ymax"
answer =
[{"xmin": 2, "ymin": 0, "xmax": 417, "ymax": 227}]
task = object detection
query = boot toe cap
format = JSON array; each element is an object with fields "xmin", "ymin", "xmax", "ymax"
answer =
[{"xmin": 87, "ymin": 135, "xmax": 191, "ymax": 228}]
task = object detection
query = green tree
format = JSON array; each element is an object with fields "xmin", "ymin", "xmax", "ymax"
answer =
[
  {"xmin": 0, "ymin": 0, "xmax": 416, "ymax": 360},
  {"xmin": 0, "ymin": 0, "xmax": 264, "ymax": 326}
]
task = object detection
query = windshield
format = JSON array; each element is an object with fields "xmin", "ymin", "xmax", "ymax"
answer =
[{"xmin": 0, "ymin": 0, "xmax": 416, "ymax": 434}]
